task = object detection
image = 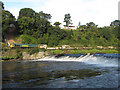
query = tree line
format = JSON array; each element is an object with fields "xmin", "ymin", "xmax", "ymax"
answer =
[{"xmin": 1, "ymin": 1, "xmax": 120, "ymax": 47}]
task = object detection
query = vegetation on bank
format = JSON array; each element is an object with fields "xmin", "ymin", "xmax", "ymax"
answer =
[
  {"xmin": 2, "ymin": 41, "xmax": 119, "ymax": 60},
  {"xmin": 48, "ymin": 49, "xmax": 119, "ymax": 55},
  {"xmin": 2, "ymin": 42, "xmax": 46, "ymax": 60}
]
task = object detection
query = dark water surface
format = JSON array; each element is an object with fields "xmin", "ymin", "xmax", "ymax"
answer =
[{"xmin": 2, "ymin": 54, "xmax": 120, "ymax": 88}]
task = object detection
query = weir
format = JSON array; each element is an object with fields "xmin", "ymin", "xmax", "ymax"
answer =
[{"xmin": 30, "ymin": 54, "xmax": 119, "ymax": 67}]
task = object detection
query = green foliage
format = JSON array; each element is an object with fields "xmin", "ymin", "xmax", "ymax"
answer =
[
  {"xmin": 32, "ymin": 12, "xmax": 51, "ymax": 38},
  {"xmin": 17, "ymin": 17, "xmax": 35, "ymax": 34},
  {"xmin": 39, "ymin": 11, "xmax": 52, "ymax": 20},
  {"xmin": 49, "ymin": 50, "xmax": 64, "ymax": 55},
  {"xmin": 110, "ymin": 20, "xmax": 120, "ymax": 27},
  {"xmin": 26, "ymin": 48, "xmax": 45, "ymax": 55},
  {"xmin": 1, "ymin": 42, "xmax": 10, "ymax": 52},
  {"xmin": 64, "ymin": 13, "xmax": 72, "ymax": 26},
  {"xmin": 27, "ymin": 48, "xmax": 39, "ymax": 55},
  {"xmin": 61, "ymin": 26, "xmax": 119, "ymax": 47},
  {"xmin": 2, "ymin": 54, "xmax": 22, "ymax": 60},
  {"xmin": 39, "ymin": 48, "xmax": 46, "ymax": 52},
  {"xmin": 2, "ymin": 10, "xmax": 16, "ymax": 40},
  {"xmin": 18, "ymin": 34, "xmax": 38, "ymax": 44},
  {"xmin": 69, "ymin": 49, "xmax": 118, "ymax": 54},
  {"xmin": 86, "ymin": 22, "xmax": 97, "ymax": 29},
  {"xmin": 54, "ymin": 22, "xmax": 61, "ymax": 26},
  {"xmin": 18, "ymin": 8, "xmax": 36, "ymax": 19}
]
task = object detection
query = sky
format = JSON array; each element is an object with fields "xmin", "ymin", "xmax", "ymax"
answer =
[{"xmin": 1, "ymin": 0, "xmax": 120, "ymax": 27}]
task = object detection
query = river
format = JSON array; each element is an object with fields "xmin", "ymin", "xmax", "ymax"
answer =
[{"xmin": 2, "ymin": 54, "xmax": 120, "ymax": 88}]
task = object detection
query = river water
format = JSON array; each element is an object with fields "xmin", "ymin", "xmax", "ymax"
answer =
[{"xmin": 2, "ymin": 54, "xmax": 120, "ymax": 88}]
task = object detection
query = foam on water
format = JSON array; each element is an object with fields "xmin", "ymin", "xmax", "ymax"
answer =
[{"xmin": 31, "ymin": 55, "xmax": 118, "ymax": 67}]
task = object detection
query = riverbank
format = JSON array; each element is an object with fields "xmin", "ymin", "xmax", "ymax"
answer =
[
  {"xmin": 1, "ymin": 42, "xmax": 119, "ymax": 61},
  {"xmin": 48, "ymin": 49, "xmax": 119, "ymax": 55},
  {"xmin": 2, "ymin": 49, "xmax": 119, "ymax": 61}
]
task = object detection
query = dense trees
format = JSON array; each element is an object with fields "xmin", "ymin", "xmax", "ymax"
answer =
[
  {"xmin": 2, "ymin": 10, "xmax": 16, "ymax": 40},
  {"xmin": 16, "ymin": 7, "xmax": 66, "ymax": 46},
  {"xmin": 1, "ymin": 2, "xmax": 119, "ymax": 47},
  {"xmin": 18, "ymin": 8, "xmax": 36, "ymax": 19}
]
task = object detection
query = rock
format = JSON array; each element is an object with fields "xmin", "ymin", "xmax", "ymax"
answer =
[
  {"xmin": 108, "ymin": 46, "xmax": 114, "ymax": 49},
  {"xmin": 97, "ymin": 46, "xmax": 103, "ymax": 49},
  {"xmin": 62, "ymin": 45, "xmax": 71, "ymax": 49},
  {"xmin": 45, "ymin": 51, "xmax": 50, "ymax": 56},
  {"xmin": 22, "ymin": 51, "xmax": 45, "ymax": 60}
]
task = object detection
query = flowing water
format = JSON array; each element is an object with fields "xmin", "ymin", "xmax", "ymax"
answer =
[{"xmin": 2, "ymin": 54, "xmax": 120, "ymax": 88}]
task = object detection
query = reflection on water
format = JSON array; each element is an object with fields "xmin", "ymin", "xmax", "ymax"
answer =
[{"xmin": 2, "ymin": 54, "xmax": 119, "ymax": 88}]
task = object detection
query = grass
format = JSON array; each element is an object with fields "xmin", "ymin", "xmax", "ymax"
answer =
[
  {"xmin": 70, "ymin": 49, "xmax": 119, "ymax": 54},
  {"xmin": 49, "ymin": 49, "xmax": 119, "ymax": 55},
  {"xmin": 2, "ymin": 55, "xmax": 20, "ymax": 60},
  {"xmin": 48, "ymin": 49, "xmax": 64, "ymax": 55}
]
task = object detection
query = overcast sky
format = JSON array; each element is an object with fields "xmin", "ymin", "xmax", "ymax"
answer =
[{"xmin": 2, "ymin": 0, "xmax": 119, "ymax": 27}]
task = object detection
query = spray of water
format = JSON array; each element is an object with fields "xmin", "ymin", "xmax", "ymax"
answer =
[{"xmin": 31, "ymin": 55, "xmax": 118, "ymax": 67}]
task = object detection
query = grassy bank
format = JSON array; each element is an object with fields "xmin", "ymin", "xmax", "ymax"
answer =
[
  {"xmin": 1, "ymin": 42, "xmax": 119, "ymax": 61},
  {"xmin": 2, "ymin": 42, "xmax": 46, "ymax": 60},
  {"xmin": 48, "ymin": 49, "xmax": 119, "ymax": 55}
]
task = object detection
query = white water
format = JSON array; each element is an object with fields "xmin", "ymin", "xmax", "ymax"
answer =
[{"xmin": 31, "ymin": 55, "xmax": 118, "ymax": 67}]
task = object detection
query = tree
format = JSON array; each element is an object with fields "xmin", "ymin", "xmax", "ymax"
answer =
[
  {"xmin": 63, "ymin": 13, "xmax": 72, "ymax": 26},
  {"xmin": 18, "ymin": 8, "xmax": 36, "ymax": 19},
  {"xmin": 54, "ymin": 22, "xmax": 61, "ymax": 27},
  {"xmin": 17, "ymin": 8, "xmax": 51, "ymax": 38},
  {"xmin": 17, "ymin": 17, "xmax": 35, "ymax": 35},
  {"xmin": 39, "ymin": 11, "xmax": 52, "ymax": 21},
  {"xmin": 79, "ymin": 25, "xmax": 87, "ymax": 31},
  {"xmin": 86, "ymin": 22, "xmax": 97, "ymax": 29},
  {"xmin": 33, "ymin": 12, "xmax": 51, "ymax": 38},
  {"xmin": 86, "ymin": 22, "xmax": 96, "ymax": 27},
  {"xmin": 110, "ymin": 20, "xmax": 120, "ymax": 27},
  {"xmin": 2, "ymin": 10, "xmax": 16, "ymax": 40}
]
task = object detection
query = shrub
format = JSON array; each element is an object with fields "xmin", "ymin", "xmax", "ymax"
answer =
[
  {"xmin": 27, "ymin": 48, "xmax": 39, "ymax": 55},
  {"xmin": 16, "ymin": 34, "xmax": 38, "ymax": 44},
  {"xmin": 26, "ymin": 48, "xmax": 46, "ymax": 55},
  {"xmin": 1, "ymin": 42, "xmax": 10, "ymax": 52},
  {"xmin": 2, "ymin": 55, "xmax": 20, "ymax": 60}
]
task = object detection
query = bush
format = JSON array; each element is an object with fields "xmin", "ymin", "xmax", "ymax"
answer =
[
  {"xmin": 27, "ymin": 48, "xmax": 39, "ymax": 55},
  {"xmin": 16, "ymin": 34, "xmax": 38, "ymax": 44},
  {"xmin": 49, "ymin": 50, "xmax": 64, "ymax": 55},
  {"xmin": 26, "ymin": 48, "xmax": 46, "ymax": 55},
  {"xmin": 2, "ymin": 55, "xmax": 20, "ymax": 60},
  {"xmin": 39, "ymin": 48, "xmax": 46, "ymax": 52},
  {"xmin": 1, "ymin": 42, "xmax": 10, "ymax": 52}
]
